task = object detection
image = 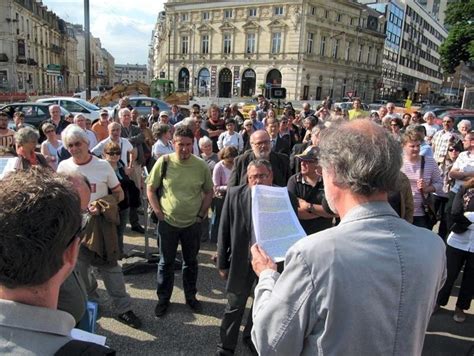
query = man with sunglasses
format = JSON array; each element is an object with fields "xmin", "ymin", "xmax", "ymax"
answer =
[
  {"xmin": 58, "ymin": 124, "xmax": 142, "ymax": 329},
  {"xmin": 432, "ymin": 116, "xmax": 461, "ymax": 165},
  {"xmin": 0, "ymin": 168, "xmax": 114, "ymax": 354}
]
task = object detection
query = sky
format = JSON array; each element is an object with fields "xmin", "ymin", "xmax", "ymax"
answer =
[{"xmin": 42, "ymin": 0, "xmax": 165, "ymax": 65}]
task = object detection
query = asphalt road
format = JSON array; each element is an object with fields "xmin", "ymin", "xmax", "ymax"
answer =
[{"xmin": 92, "ymin": 227, "xmax": 473, "ymax": 356}]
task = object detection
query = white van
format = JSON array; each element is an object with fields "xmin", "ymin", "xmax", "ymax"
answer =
[{"xmin": 36, "ymin": 97, "xmax": 101, "ymax": 120}]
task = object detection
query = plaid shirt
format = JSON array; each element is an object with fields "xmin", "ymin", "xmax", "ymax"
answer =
[{"xmin": 432, "ymin": 129, "xmax": 461, "ymax": 163}]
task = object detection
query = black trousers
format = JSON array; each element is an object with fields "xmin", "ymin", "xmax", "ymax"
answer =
[
  {"xmin": 218, "ymin": 264, "xmax": 256, "ymax": 353},
  {"xmin": 437, "ymin": 245, "xmax": 474, "ymax": 310},
  {"xmin": 157, "ymin": 221, "xmax": 200, "ymax": 302},
  {"xmin": 432, "ymin": 195, "xmax": 449, "ymax": 239}
]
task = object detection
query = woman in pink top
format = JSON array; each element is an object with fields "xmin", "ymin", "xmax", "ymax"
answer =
[
  {"xmin": 210, "ymin": 146, "xmax": 239, "ymax": 246},
  {"xmin": 401, "ymin": 129, "xmax": 442, "ymax": 229}
]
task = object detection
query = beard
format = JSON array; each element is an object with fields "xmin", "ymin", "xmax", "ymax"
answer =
[{"xmin": 254, "ymin": 148, "xmax": 270, "ymax": 160}]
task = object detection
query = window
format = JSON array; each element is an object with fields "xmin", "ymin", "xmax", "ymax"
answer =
[
  {"xmin": 337, "ymin": 14, "xmax": 342, "ymax": 22},
  {"xmin": 274, "ymin": 6, "xmax": 284, "ymax": 16},
  {"xmin": 201, "ymin": 34, "xmax": 209, "ymax": 54},
  {"xmin": 345, "ymin": 41, "xmax": 352, "ymax": 61},
  {"xmin": 332, "ymin": 39, "xmax": 339, "ymax": 59},
  {"xmin": 358, "ymin": 44, "xmax": 363, "ymax": 62},
  {"xmin": 325, "ymin": 9, "xmax": 329, "ymax": 18},
  {"xmin": 248, "ymin": 8, "xmax": 257, "ymax": 17},
  {"xmin": 181, "ymin": 13, "xmax": 189, "ymax": 22},
  {"xmin": 307, "ymin": 32, "xmax": 314, "ymax": 53},
  {"xmin": 202, "ymin": 11, "xmax": 210, "ymax": 21},
  {"xmin": 223, "ymin": 33, "xmax": 232, "ymax": 54},
  {"xmin": 224, "ymin": 9, "xmax": 233, "ymax": 19},
  {"xmin": 367, "ymin": 46, "xmax": 372, "ymax": 64},
  {"xmin": 311, "ymin": 7, "xmax": 316, "ymax": 16},
  {"xmin": 246, "ymin": 33, "xmax": 256, "ymax": 54},
  {"xmin": 271, "ymin": 32, "xmax": 281, "ymax": 54},
  {"xmin": 181, "ymin": 36, "xmax": 189, "ymax": 54},
  {"xmin": 320, "ymin": 36, "xmax": 326, "ymax": 56}
]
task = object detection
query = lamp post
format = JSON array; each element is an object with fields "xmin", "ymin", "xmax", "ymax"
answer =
[{"xmin": 84, "ymin": 0, "xmax": 91, "ymax": 100}]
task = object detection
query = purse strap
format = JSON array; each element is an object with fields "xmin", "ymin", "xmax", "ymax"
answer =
[{"xmin": 419, "ymin": 156, "xmax": 429, "ymax": 205}]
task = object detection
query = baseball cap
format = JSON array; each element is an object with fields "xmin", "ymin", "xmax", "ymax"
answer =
[
  {"xmin": 296, "ymin": 146, "xmax": 319, "ymax": 161},
  {"xmin": 160, "ymin": 111, "xmax": 169, "ymax": 117}
]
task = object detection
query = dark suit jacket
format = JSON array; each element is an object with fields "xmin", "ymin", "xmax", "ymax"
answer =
[
  {"xmin": 272, "ymin": 135, "xmax": 291, "ymax": 156},
  {"xmin": 217, "ymin": 184, "xmax": 298, "ymax": 294},
  {"xmin": 227, "ymin": 150, "xmax": 290, "ymax": 188}
]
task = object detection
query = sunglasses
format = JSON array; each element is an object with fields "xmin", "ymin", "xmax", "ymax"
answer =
[
  {"xmin": 67, "ymin": 211, "xmax": 90, "ymax": 246},
  {"xmin": 106, "ymin": 151, "xmax": 121, "ymax": 156},
  {"xmin": 67, "ymin": 141, "xmax": 82, "ymax": 149},
  {"xmin": 448, "ymin": 148, "xmax": 460, "ymax": 152}
]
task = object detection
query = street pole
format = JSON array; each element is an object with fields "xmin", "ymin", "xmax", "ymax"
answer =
[
  {"xmin": 84, "ymin": 0, "xmax": 91, "ymax": 100},
  {"xmin": 167, "ymin": 29, "xmax": 171, "ymax": 81}
]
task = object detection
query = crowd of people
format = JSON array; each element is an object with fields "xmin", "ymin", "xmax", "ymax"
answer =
[{"xmin": 0, "ymin": 95, "xmax": 472, "ymax": 355}]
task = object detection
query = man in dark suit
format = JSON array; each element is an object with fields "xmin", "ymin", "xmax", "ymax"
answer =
[
  {"xmin": 265, "ymin": 116, "xmax": 291, "ymax": 156},
  {"xmin": 216, "ymin": 159, "xmax": 297, "ymax": 356},
  {"xmin": 227, "ymin": 130, "xmax": 289, "ymax": 187}
]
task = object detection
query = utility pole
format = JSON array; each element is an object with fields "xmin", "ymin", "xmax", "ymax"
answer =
[{"xmin": 84, "ymin": 0, "xmax": 91, "ymax": 100}]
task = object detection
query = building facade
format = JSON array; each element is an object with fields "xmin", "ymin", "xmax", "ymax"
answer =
[
  {"xmin": 115, "ymin": 64, "xmax": 149, "ymax": 85},
  {"xmin": 362, "ymin": 0, "xmax": 448, "ymax": 101},
  {"xmin": 0, "ymin": 0, "xmax": 114, "ymax": 96},
  {"xmin": 151, "ymin": 0, "xmax": 386, "ymax": 101}
]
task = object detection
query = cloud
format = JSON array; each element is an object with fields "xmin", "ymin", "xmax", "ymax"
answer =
[{"xmin": 42, "ymin": 0, "xmax": 165, "ymax": 64}]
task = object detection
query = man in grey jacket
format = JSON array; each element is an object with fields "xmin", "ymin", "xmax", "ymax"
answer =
[{"xmin": 250, "ymin": 119, "xmax": 446, "ymax": 355}]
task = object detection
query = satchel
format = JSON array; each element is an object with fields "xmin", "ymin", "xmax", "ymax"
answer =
[
  {"xmin": 420, "ymin": 156, "xmax": 438, "ymax": 227},
  {"xmin": 149, "ymin": 155, "xmax": 169, "ymax": 223}
]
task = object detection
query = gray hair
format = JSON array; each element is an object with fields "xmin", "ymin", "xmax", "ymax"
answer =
[
  {"xmin": 247, "ymin": 159, "xmax": 273, "ymax": 173},
  {"xmin": 198, "ymin": 136, "xmax": 212, "ymax": 148},
  {"xmin": 73, "ymin": 114, "xmax": 86, "ymax": 123},
  {"xmin": 152, "ymin": 123, "xmax": 170, "ymax": 140},
  {"xmin": 119, "ymin": 108, "xmax": 131, "ymax": 118},
  {"xmin": 61, "ymin": 124, "xmax": 89, "ymax": 147},
  {"xmin": 14, "ymin": 127, "xmax": 39, "ymax": 146},
  {"xmin": 457, "ymin": 119, "xmax": 471, "ymax": 131},
  {"xmin": 423, "ymin": 111, "xmax": 434, "ymax": 120},
  {"xmin": 319, "ymin": 119, "xmax": 402, "ymax": 196}
]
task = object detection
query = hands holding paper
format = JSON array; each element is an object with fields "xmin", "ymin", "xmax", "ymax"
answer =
[{"xmin": 251, "ymin": 244, "xmax": 277, "ymax": 277}]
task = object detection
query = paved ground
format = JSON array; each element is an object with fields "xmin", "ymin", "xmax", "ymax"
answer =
[{"xmin": 92, "ymin": 226, "xmax": 473, "ymax": 355}]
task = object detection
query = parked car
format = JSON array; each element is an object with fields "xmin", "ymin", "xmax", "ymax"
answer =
[
  {"xmin": 334, "ymin": 102, "xmax": 370, "ymax": 111},
  {"xmin": 0, "ymin": 102, "xmax": 70, "ymax": 128},
  {"xmin": 444, "ymin": 110, "xmax": 474, "ymax": 128},
  {"xmin": 125, "ymin": 96, "xmax": 171, "ymax": 117},
  {"xmin": 36, "ymin": 97, "xmax": 102, "ymax": 120}
]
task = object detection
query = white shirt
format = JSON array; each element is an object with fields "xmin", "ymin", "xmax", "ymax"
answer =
[
  {"xmin": 85, "ymin": 129, "xmax": 98, "ymax": 150},
  {"xmin": 422, "ymin": 123, "xmax": 440, "ymax": 139},
  {"xmin": 91, "ymin": 137, "xmax": 133, "ymax": 166},
  {"xmin": 152, "ymin": 139, "xmax": 174, "ymax": 159},
  {"xmin": 447, "ymin": 212, "xmax": 474, "ymax": 252},
  {"xmin": 451, "ymin": 151, "xmax": 474, "ymax": 193},
  {"xmin": 217, "ymin": 131, "xmax": 243, "ymax": 152},
  {"xmin": 57, "ymin": 155, "xmax": 120, "ymax": 203}
]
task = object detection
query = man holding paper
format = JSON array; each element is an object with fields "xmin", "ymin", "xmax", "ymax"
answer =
[
  {"xmin": 216, "ymin": 159, "xmax": 297, "ymax": 355},
  {"xmin": 250, "ymin": 120, "xmax": 447, "ymax": 355}
]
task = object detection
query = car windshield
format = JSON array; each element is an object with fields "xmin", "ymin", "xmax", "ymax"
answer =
[{"xmin": 75, "ymin": 99, "xmax": 100, "ymax": 111}]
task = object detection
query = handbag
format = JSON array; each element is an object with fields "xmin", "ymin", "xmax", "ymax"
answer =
[{"xmin": 420, "ymin": 156, "xmax": 438, "ymax": 227}]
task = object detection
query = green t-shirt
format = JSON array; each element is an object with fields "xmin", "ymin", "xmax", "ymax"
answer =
[{"xmin": 146, "ymin": 153, "xmax": 213, "ymax": 228}]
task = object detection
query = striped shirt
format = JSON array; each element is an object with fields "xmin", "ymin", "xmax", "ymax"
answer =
[{"xmin": 402, "ymin": 155, "xmax": 442, "ymax": 216}]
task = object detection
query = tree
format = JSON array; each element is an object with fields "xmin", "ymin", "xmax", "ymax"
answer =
[{"xmin": 439, "ymin": 0, "xmax": 474, "ymax": 74}]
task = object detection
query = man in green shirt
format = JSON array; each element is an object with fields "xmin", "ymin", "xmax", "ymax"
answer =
[
  {"xmin": 348, "ymin": 98, "xmax": 368, "ymax": 121},
  {"xmin": 146, "ymin": 126, "xmax": 213, "ymax": 317}
]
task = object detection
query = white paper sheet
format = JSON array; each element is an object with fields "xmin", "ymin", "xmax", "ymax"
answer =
[
  {"xmin": 251, "ymin": 185, "xmax": 306, "ymax": 262},
  {"xmin": 0, "ymin": 157, "xmax": 19, "ymax": 179},
  {"xmin": 70, "ymin": 328, "xmax": 107, "ymax": 346}
]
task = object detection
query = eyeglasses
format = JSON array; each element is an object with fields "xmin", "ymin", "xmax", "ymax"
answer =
[
  {"xmin": 448, "ymin": 148, "xmax": 460, "ymax": 152},
  {"xmin": 251, "ymin": 140, "xmax": 270, "ymax": 147},
  {"xmin": 67, "ymin": 141, "xmax": 83, "ymax": 149},
  {"xmin": 248, "ymin": 173, "xmax": 269, "ymax": 181},
  {"xmin": 106, "ymin": 150, "xmax": 121, "ymax": 156}
]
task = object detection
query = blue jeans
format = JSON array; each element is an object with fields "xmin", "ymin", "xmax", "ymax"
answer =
[{"xmin": 157, "ymin": 220, "xmax": 200, "ymax": 302}]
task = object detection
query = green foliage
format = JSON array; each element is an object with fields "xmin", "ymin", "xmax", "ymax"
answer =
[{"xmin": 439, "ymin": 0, "xmax": 474, "ymax": 74}]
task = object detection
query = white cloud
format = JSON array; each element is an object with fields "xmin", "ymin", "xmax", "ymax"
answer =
[{"xmin": 42, "ymin": 0, "xmax": 165, "ymax": 64}]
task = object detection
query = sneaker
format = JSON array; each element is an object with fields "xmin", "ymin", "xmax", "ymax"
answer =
[
  {"xmin": 186, "ymin": 298, "xmax": 203, "ymax": 313},
  {"xmin": 155, "ymin": 301, "xmax": 170, "ymax": 317},
  {"xmin": 117, "ymin": 310, "xmax": 142, "ymax": 329},
  {"xmin": 453, "ymin": 307, "xmax": 466, "ymax": 323},
  {"xmin": 131, "ymin": 225, "xmax": 145, "ymax": 233}
]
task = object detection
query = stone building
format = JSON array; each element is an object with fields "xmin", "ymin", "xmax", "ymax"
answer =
[
  {"xmin": 151, "ymin": 0, "xmax": 386, "ymax": 101},
  {"xmin": 115, "ymin": 64, "xmax": 149, "ymax": 85},
  {"xmin": 0, "ymin": 0, "xmax": 114, "ymax": 95}
]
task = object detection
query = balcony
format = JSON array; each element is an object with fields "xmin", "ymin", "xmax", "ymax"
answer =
[
  {"xmin": 50, "ymin": 44, "xmax": 63, "ymax": 54},
  {"xmin": 0, "ymin": 53, "xmax": 8, "ymax": 62},
  {"xmin": 16, "ymin": 56, "xmax": 27, "ymax": 64},
  {"xmin": 27, "ymin": 58, "xmax": 38, "ymax": 66}
]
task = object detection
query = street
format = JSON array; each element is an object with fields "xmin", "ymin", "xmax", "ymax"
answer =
[{"xmin": 92, "ymin": 228, "xmax": 474, "ymax": 356}]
